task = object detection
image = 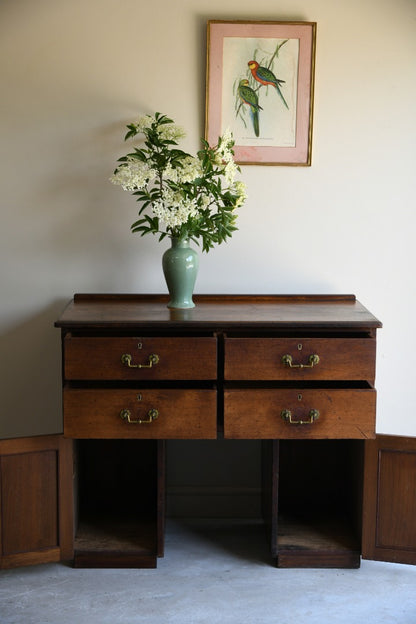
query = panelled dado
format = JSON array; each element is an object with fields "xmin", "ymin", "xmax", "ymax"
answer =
[{"xmin": 55, "ymin": 293, "xmax": 382, "ymax": 569}]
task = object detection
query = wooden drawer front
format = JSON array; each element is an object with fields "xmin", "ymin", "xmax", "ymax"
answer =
[
  {"xmin": 224, "ymin": 338, "xmax": 376, "ymax": 381},
  {"xmin": 64, "ymin": 388, "xmax": 217, "ymax": 439},
  {"xmin": 224, "ymin": 389, "xmax": 376, "ymax": 439},
  {"xmin": 64, "ymin": 336, "xmax": 217, "ymax": 380}
]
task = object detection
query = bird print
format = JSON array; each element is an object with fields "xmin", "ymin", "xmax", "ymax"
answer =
[
  {"xmin": 248, "ymin": 60, "xmax": 289, "ymax": 110},
  {"xmin": 237, "ymin": 79, "xmax": 262, "ymax": 137}
]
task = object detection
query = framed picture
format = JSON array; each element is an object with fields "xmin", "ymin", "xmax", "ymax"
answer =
[{"xmin": 205, "ymin": 20, "xmax": 316, "ymax": 166}]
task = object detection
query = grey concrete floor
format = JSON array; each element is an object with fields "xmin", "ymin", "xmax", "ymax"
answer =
[{"xmin": 1, "ymin": 519, "xmax": 416, "ymax": 624}]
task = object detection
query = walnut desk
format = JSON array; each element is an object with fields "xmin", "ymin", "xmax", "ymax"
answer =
[{"xmin": 55, "ymin": 293, "xmax": 382, "ymax": 569}]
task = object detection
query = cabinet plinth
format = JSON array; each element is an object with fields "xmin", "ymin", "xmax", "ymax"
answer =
[{"xmin": 55, "ymin": 294, "xmax": 381, "ymax": 569}]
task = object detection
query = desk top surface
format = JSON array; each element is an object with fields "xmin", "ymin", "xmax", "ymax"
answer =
[{"xmin": 55, "ymin": 294, "xmax": 382, "ymax": 330}]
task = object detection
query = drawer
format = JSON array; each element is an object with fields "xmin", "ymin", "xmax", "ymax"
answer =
[
  {"xmin": 224, "ymin": 338, "xmax": 376, "ymax": 381},
  {"xmin": 64, "ymin": 336, "xmax": 217, "ymax": 380},
  {"xmin": 224, "ymin": 388, "xmax": 376, "ymax": 439},
  {"xmin": 64, "ymin": 388, "xmax": 217, "ymax": 439}
]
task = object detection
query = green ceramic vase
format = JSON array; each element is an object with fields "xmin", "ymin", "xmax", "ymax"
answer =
[{"xmin": 162, "ymin": 238, "xmax": 199, "ymax": 309}]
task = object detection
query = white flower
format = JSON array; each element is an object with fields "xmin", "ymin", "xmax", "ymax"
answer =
[
  {"xmin": 213, "ymin": 140, "xmax": 234, "ymax": 167},
  {"xmin": 134, "ymin": 115, "xmax": 154, "ymax": 133},
  {"xmin": 163, "ymin": 156, "xmax": 202, "ymax": 185},
  {"xmin": 177, "ymin": 156, "xmax": 203, "ymax": 183},
  {"xmin": 157, "ymin": 123, "xmax": 186, "ymax": 142},
  {"xmin": 213, "ymin": 152, "xmax": 225, "ymax": 166},
  {"xmin": 223, "ymin": 160, "xmax": 238, "ymax": 184},
  {"xmin": 163, "ymin": 163, "xmax": 179, "ymax": 183},
  {"xmin": 152, "ymin": 188, "xmax": 199, "ymax": 230},
  {"xmin": 199, "ymin": 194, "xmax": 211, "ymax": 209},
  {"xmin": 216, "ymin": 129, "xmax": 235, "ymax": 163},
  {"xmin": 234, "ymin": 180, "xmax": 247, "ymax": 206},
  {"xmin": 110, "ymin": 159, "xmax": 155, "ymax": 191},
  {"xmin": 221, "ymin": 128, "xmax": 233, "ymax": 143}
]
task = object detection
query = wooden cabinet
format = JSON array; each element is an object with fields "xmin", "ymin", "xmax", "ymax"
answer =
[
  {"xmin": 52, "ymin": 293, "xmax": 385, "ymax": 569},
  {"xmin": 4, "ymin": 293, "xmax": 415, "ymax": 570}
]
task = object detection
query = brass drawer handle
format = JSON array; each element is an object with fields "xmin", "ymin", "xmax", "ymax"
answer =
[
  {"xmin": 120, "ymin": 408, "xmax": 159, "ymax": 424},
  {"xmin": 281, "ymin": 409, "xmax": 320, "ymax": 425},
  {"xmin": 282, "ymin": 354, "xmax": 320, "ymax": 368},
  {"xmin": 121, "ymin": 353, "xmax": 160, "ymax": 369}
]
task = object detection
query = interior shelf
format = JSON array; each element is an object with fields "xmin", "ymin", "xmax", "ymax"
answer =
[
  {"xmin": 276, "ymin": 512, "xmax": 361, "ymax": 568},
  {"xmin": 74, "ymin": 439, "xmax": 163, "ymax": 568},
  {"xmin": 264, "ymin": 439, "xmax": 364, "ymax": 568},
  {"xmin": 74, "ymin": 516, "xmax": 157, "ymax": 568}
]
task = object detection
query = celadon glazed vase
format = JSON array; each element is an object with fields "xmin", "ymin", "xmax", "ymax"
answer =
[{"xmin": 162, "ymin": 237, "xmax": 199, "ymax": 309}]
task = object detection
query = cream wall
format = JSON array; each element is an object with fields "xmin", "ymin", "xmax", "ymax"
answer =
[{"xmin": 1, "ymin": 0, "xmax": 415, "ymax": 439}]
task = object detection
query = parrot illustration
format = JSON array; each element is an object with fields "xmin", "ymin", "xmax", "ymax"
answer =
[
  {"xmin": 248, "ymin": 60, "xmax": 289, "ymax": 110},
  {"xmin": 237, "ymin": 79, "xmax": 262, "ymax": 137}
]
